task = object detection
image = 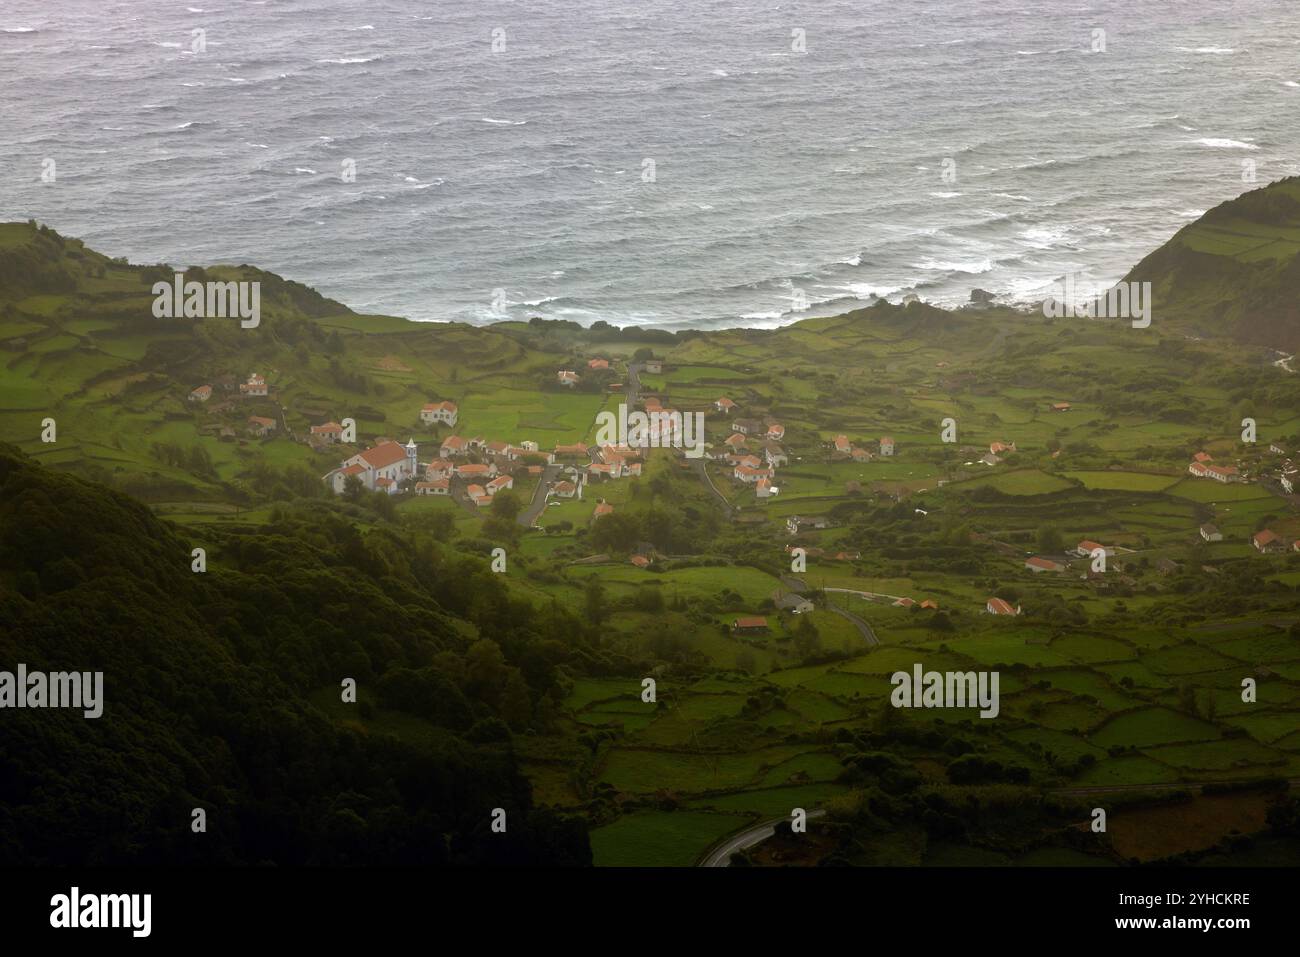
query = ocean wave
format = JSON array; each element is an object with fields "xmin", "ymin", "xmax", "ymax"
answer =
[
  {"xmin": 1016, "ymin": 225, "xmax": 1080, "ymax": 250},
  {"xmin": 3, "ymin": 26, "xmax": 38, "ymax": 33},
  {"xmin": 1194, "ymin": 137, "xmax": 1259, "ymax": 150},
  {"xmin": 481, "ymin": 117, "xmax": 527, "ymax": 125},
  {"xmin": 837, "ymin": 282, "xmax": 905, "ymax": 300},
  {"xmin": 316, "ymin": 57, "xmax": 378, "ymax": 65},
  {"xmin": 1177, "ymin": 46, "xmax": 1235, "ymax": 54},
  {"xmin": 910, "ymin": 257, "xmax": 994, "ymax": 274}
]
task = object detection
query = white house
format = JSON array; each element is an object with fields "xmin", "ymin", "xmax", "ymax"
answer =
[
  {"xmin": 425, "ymin": 458, "xmax": 454, "ymax": 481},
  {"xmin": 440, "ymin": 435, "xmax": 469, "ymax": 458},
  {"xmin": 420, "ymin": 401, "xmax": 459, "ymax": 426},
  {"xmin": 455, "ymin": 462, "xmax": 498, "ymax": 480},
  {"xmin": 310, "ymin": 421, "xmax": 344, "ymax": 444},
  {"xmin": 239, "ymin": 372, "xmax": 268, "ymax": 397},
  {"xmin": 552, "ymin": 479, "xmax": 581, "ymax": 499}
]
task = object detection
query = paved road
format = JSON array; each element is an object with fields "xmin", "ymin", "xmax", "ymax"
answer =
[
  {"xmin": 625, "ymin": 360, "xmax": 643, "ymax": 408},
  {"xmin": 686, "ymin": 455, "xmax": 735, "ymax": 518},
  {"xmin": 782, "ymin": 577, "xmax": 879, "ymax": 646},
  {"xmin": 824, "ymin": 602, "xmax": 880, "ymax": 647},
  {"xmin": 824, "ymin": 586, "xmax": 908, "ymax": 603},
  {"xmin": 518, "ymin": 463, "xmax": 563, "ymax": 526},
  {"xmin": 698, "ymin": 809, "xmax": 827, "ymax": 867}
]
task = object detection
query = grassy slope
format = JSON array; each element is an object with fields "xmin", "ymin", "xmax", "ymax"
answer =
[
  {"xmin": 1124, "ymin": 175, "xmax": 1300, "ymax": 351},
  {"xmin": 4, "ymin": 183, "xmax": 1300, "ymax": 866}
]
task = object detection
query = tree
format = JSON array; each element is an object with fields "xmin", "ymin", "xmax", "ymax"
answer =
[
  {"xmin": 500, "ymin": 670, "xmax": 533, "ymax": 731},
  {"xmin": 1036, "ymin": 525, "xmax": 1063, "ymax": 553},
  {"xmin": 793, "ymin": 614, "xmax": 821, "ymax": 659},
  {"xmin": 490, "ymin": 489, "xmax": 522, "ymax": 523},
  {"xmin": 584, "ymin": 576, "xmax": 607, "ymax": 625},
  {"xmin": 466, "ymin": 639, "xmax": 508, "ymax": 708}
]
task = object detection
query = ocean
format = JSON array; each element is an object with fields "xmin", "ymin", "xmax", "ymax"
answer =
[{"xmin": 2, "ymin": 0, "xmax": 1297, "ymax": 329}]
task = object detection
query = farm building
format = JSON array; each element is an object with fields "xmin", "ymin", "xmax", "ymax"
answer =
[
  {"xmin": 1025, "ymin": 557, "xmax": 1064, "ymax": 573},
  {"xmin": 986, "ymin": 597, "xmax": 1021, "ymax": 616}
]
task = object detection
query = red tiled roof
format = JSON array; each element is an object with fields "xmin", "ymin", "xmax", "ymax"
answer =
[
  {"xmin": 986, "ymin": 597, "xmax": 1017, "ymax": 615},
  {"xmin": 360, "ymin": 441, "xmax": 409, "ymax": 469}
]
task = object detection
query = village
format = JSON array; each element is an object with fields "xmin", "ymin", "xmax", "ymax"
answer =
[{"xmin": 181, "ymin": 358, "xmax": 1300, "ymax": 634}]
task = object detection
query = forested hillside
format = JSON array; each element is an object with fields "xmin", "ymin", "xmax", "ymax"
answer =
[{"xmin": 0, "ymin": 444, "xmax": 591, "ymax": 865}]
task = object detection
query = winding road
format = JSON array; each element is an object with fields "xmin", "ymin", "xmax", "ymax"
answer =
[
  {"xmin": 698, "ymin": 810, "xmax": 828, "ymax": 867},
  {"xmin": 781, "ymin": 577, "xmax": 881, "ymax": 647},
  {"xmin": 825, "ymin": 602, "xmax": 881, "ymax": 647},
  {"xmin": 685, "ymin": 454, "xmax": 736, "ymax": 518}
]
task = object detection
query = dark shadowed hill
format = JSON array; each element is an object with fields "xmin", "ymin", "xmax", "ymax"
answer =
[{"xmin": 0, "ymin": 444, "xmax": 591, "ymax": 866}]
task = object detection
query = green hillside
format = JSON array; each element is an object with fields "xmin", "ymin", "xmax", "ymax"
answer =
[
  {"xmin": 3, "ymin": 184, "xmax": 1300, "ymax": 868},
  {"xmin": 1125, "ymin": 176, "xmax": 1300, "ymax": 351}
]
